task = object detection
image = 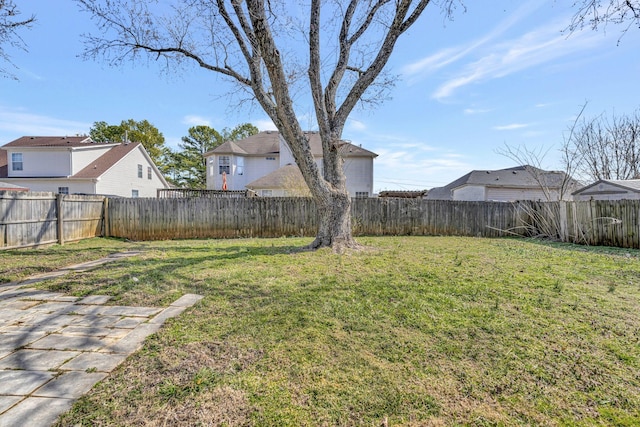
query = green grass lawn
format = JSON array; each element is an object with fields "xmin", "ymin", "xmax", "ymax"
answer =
[{"xmin": 4, "ymin": 236, "xmax": 640, "ymax": 425}]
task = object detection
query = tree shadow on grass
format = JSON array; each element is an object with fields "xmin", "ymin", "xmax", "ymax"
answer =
[{"xmin": 33, "ymin": 241, "xmax": 306, "ymax": 307}]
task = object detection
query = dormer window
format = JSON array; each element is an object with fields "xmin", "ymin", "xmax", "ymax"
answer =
[{"xmin": 11, "ymin": 153, "xmax": 23, "ymax": 171}]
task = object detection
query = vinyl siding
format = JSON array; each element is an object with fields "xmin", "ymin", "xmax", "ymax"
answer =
[
  {"xmin": 207, "ymin": 154, "xmax": 280, "ymax": 191},
  {"xmin": 486, "ymin": 187, "xmax": 559, "ymax": 202},
  {"xmin": 1, "ymin": 178, "xmax": 96, "ymax": 194},
  {"xmin": 70, "ymin": 146, "xmax": 115, "ymax": 175},
  {"xmin": 96, "ymin": 145, "xmax": 167, "ymax": 197},
  {"xmin": 453, "ymin": 185, "xmax": 486, "ymax": 201},
  {"xmin": 344, "ymin": 157, "xmax": 374, "ymax": 198},
  {"xmin": 574, "ymin": 182, "xmax": 640, "ymax": 201},
  {"xmin": 5, "ymin": 149, "xmax": 72, "ymax": 177}
]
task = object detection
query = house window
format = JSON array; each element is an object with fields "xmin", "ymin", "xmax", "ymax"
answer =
[
  {"xmin": 208, "ymin": 158, "xmax": 215, "ymax": 176},
  {"xmin": 355, "ymin": 191, "xmax": 369, "ymax": 198},
  {"xmin": 261, "ymin": 189, "xmax": 273, "ymax": 197},
  {"xmin": 137, "ymin": 164, "xmax": 143, "ymax": 178},
  {"xmin": 11, "ymin": 153, "xmax": 23, "ymax": 171},
  {"xmin": 58, "ymin": 187, "xmax": 69, "ymax": 195},
  {"xmin": 147, "ymin": 166, "xmax": 152, "ymax": 180},
  {"xmin": 219, "ymin": 156, "xmax": 230, "ymax": 174},
  {"xmin": 236, "ymin": 157, "xmax": 244, "ymax": 176},
  {"xmin": 132, "ymin": 189, "xmax": 139, "ymax": 198}
]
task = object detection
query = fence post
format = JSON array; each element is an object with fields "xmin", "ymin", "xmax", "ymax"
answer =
[
  {"xmin": 57, "ymin": 193, "xmax": 64, "ymax": 245},
  {"xmin": 103, "ymin": 197, "xmax": 110, "ymax": 237},
  {"xmin": 559, "ymin": 201, "xmax": 567, "ymax": 242}
]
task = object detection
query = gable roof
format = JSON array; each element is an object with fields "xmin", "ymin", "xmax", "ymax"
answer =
[
  {"xmin": 73, "ymin": 142, "xmax": 143, "ymax": 179},
  {"xmin": 246, "ymin": 164, "xmax": 307, "ymax": 190},
  {"xmin": 427, "ymin": 166, "xmax": 573, "ymax": 200},
  {"xmin": 213, "ymin": 140, "xmax": 249, "ymax": 155},
  {"xmin": 206, "ymin": 132, "xmax": 279, "ymax": 156},
  {"xmin": 1, "ymin": 136, "xmax": 169, "ymax": 188},
  {"xmin": 205, "ymin": 131, "xmax": 377, "ymax": 158},
  {"xmin": 573, "ymin": 179, "xmax": 640, "ymax": 195},
  {"xmin": 3, "ymin": 135, "xmax": 100, "ymax": 147}
]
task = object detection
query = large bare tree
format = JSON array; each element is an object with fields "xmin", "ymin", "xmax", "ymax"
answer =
[
  {"xmin": 76, "ymin": 0, "xmax": 456, "ymax": 250},
  {"xmin": 562, "ymin": 107, "xmax": 640, "ymax": 181},
  {"xmin": 0, "ymin": 0, "xmax": 35, "ymax": 79}
]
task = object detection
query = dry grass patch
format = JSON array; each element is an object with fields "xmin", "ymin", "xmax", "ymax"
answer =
[{"xmin": 58, "ymin": 336, "xmax": 261, "ymax": 426}]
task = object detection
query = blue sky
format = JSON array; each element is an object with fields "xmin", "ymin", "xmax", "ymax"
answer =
[{"xmin": 1, "ymin": 1, "xmax": 639, "ymax": 192}]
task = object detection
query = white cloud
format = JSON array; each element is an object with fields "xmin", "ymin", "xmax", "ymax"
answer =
[
  {"xmin": 402, "ymin": 46, "xmax": 466, "ymax": 77},
  {"xmin": 402, "ymin": 1, "xmax": 546, "ymax": 80},
  {"xmin": 347, "ymin": 119, "xmax": 367, "ymax": 132},
  {"xmin": 0, "ymin": 106, "xmax": 91, "ymax": 139},
  {"xmin": 182, "ymin": 115, "xmax": 211, "ymax": 127},
  {"xmin": 252, "ymin": 118, "xmax": 277, "ymax": 131},
  {"xmin": 432, "ymin": 18, "xmax": 605, "ymax": 100},
  {"xmin": 464, "ymin": 108, "xmax": 493, "ymax": 115},
  {"xmin": 372, "ymin": 145, "xmax": 472, "ymax": 191},
  {"xmin": 493, "ymin": 123, "xmax": 531, "ymax": 130}
]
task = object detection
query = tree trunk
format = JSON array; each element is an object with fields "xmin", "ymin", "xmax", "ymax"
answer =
[{"xmin": 307, "ymin": 188, "xmax": 358, "ymax": 251}]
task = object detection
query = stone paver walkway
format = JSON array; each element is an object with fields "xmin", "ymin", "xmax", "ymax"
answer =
[{"xmin": 0, "ymin": 252, "xmax": 203, "ymax": 427}]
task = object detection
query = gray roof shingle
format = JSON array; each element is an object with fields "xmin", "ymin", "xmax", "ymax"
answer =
[
  {"xmin": 205, "ymin": 131, "xmax": 377, "ymax": 158},
  {"xmin": 3, "ymin": 136, "xmax": 99, "ymax": 147}
]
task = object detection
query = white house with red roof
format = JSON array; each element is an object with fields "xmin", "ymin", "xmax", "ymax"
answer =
[
  {"xmin": 203, "ymin": 131, "xmax": 377, "ymax": 198},
  {"xmin": 0, "ymin": 136, "xmax": 169, "ymax": 197}
]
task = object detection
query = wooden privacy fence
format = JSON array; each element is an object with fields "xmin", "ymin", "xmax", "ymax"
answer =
[
  {"xmin": 105, "ymin": 197, "xmax": 318, "ymax": 240},
  {"xmin": 4, "ymin": 192, "xmax": 640, "ymax": 249},
  {"xmin": 103, "ymin": 197, "xmax": 527, "ymax": 241},
  {"xmin": 0, "ymin": 191, "xmax": 105, "ymax": 250},
  {"xmin": 525, "ymin": 199, "xmax": 640, "ymax": 248},
  {"xmin": 103, "ymin": 197, "xmax": 640, "ymax": 249}
]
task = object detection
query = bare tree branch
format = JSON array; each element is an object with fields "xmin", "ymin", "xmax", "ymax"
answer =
[
  {"xmin": 0, "ymin": 0, "xmax": 36, "ymax": 79},
  {"xmin": 568, "ymin": 0, "xmax": 640, "ymax": 41}
]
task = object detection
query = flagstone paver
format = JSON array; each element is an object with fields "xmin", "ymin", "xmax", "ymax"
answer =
[
  {"xmin": 0, "ymin": 397, "xmax": 22, "ymax": 415},
  {"xmin": 0, "ymin": 251, "xmax": 203, "ymax": 427},
  {"xmin": 33, "ymin": 371, "xmax": 109, "ymax": 399},
  {"xmin": 0, "ymin": 397, "xmax": 74, "ymax": 427},
  {"xmin": 0, "ymin": 350, "xmax": 80, "ymax": 371},
  {"xmin": 60, "ymin": 352, "xmax": 128, "ymax": 373},
  {"xmin": 0, "ymin": 371, "xmax": 56, "ymax": 396}
]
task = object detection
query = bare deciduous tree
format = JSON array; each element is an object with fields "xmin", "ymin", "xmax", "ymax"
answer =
[
  {"xmin": 76, "ymin": 0, "xmax": 459, "ymax": 250},
  {"xmin": 563, "ymin": 107, "xmax": 640, "ymax": 181},
  {"xmin": 569, "ymin": 0, "xmax": 640, "ymax": 39},
  {"xmin": 0, "ymin": 0, "xmax": 35, "ymax": 79}
]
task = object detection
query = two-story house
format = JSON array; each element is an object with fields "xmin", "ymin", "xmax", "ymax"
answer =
[
  {"xmin": 0, "ymin": 136, "xmax": 169, "ymax": 197},
  {"xmin": 203, "ymin": 131, "xmax": 377, "ymax": 197}
]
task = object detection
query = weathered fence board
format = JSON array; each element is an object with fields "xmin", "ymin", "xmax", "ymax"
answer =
[
  {"xmin": 102, "ymin": 198, "xmax": 640, "ymax": 249},
  {"xmin": 0, "ymin": 191, "xmax": 105, "ymax": 249},
  {"xmin": 105, "ymin": 197, "xmax": 318, "ymax": 240},
  {"xmin": 5, "ymin": 192, "xmax": 640, "ymax": 250}
]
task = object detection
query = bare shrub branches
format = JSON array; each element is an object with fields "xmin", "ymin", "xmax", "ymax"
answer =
[{"xmin": 563, "ymin": 107, "xmax": 640, "ymax": 181}]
